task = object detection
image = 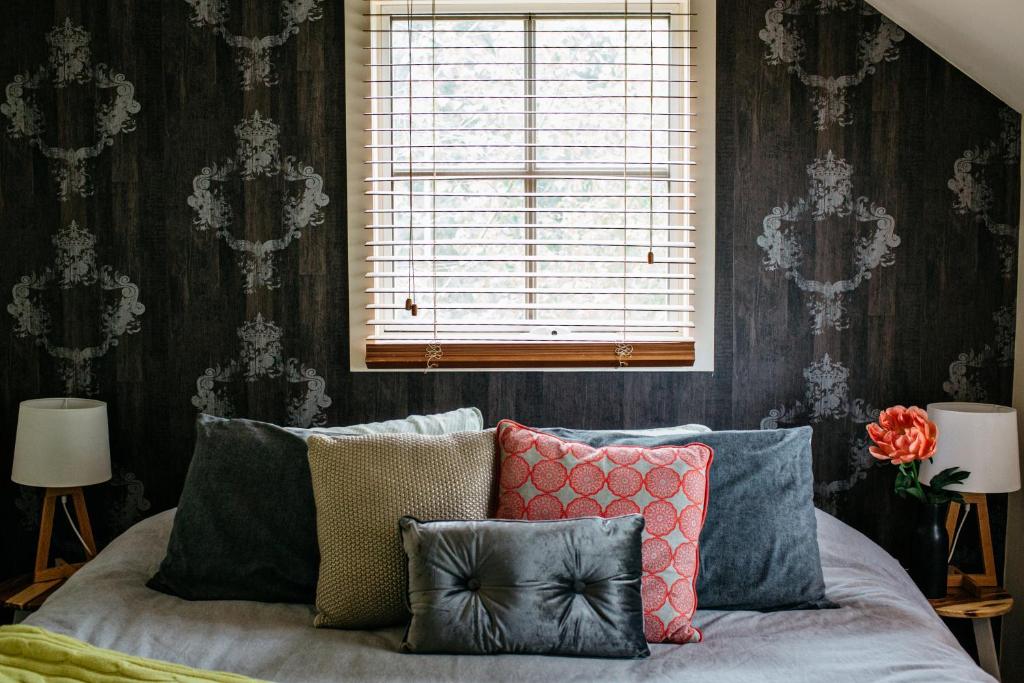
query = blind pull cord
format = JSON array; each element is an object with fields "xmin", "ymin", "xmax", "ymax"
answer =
[
  {"xmin": 647, "ymin": 0, "xmax": 655, "ymax": 266},
  {"xmin": 405, "ymin": 0, "xmax": 418, "ymax": 316},
  {"xmin": 616, "ymin": 0, "xmax": 633, "ymax": 369},
  {"xmin": 425, "ymin": 0, "xmax": 442, "ymax": 371}
]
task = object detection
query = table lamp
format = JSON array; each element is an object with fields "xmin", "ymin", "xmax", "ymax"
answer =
[
  {"xmin": 921, "ymin": 402, "xmax": 1020, "ymax": 595},
  {"xmin": 11, "ymin": 397, "xmax": 111, "ymax": 584}
]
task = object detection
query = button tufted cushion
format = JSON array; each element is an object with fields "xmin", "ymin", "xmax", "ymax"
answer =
[
  {"xmin": 400, "ymin": 515, "xmax": 649, "ymax": 658},
  {"xmin": 495, "ymin": 420, "xmax": 714, "ymax": 644}
]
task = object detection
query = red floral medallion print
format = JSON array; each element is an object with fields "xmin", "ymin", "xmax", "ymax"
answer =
[
  {"xmin": 535, "ymin": 433, "xmax": 567, "ymax": 460},
  {"xmin": 531, "ymin": 459, "xmax": 568, "ymax": 492},
  {"xmin": 500, "ymin": 427, "xmax": 535, "ymax": 456},
  {"xmin": 568, "ymin": 462, "xmax": 605, "ymax": 496},
  {"xmin": 496, "ymin": 490, "xmax": 525, "ymax": 519},
  {"xmin": 500, "ymin": 454, "xmax": 530, "ymax": 490},
  {"xmin": 494, "ymin": 420, "xmax": 714, "ymax": 644},
  {"xmin": 644, "ymin": 613, "xmax": 666, "ymax": 643},
  {"xmin": 669, "ymin": 579, "xmax": 695, "ymax": 615},
  {"xmin": 608, "ymin": 465, "xmax": 643, "ymax": 497},
  {"xmin": 565, "ymin": 496, "xmax": 602, "ymax": 518},
  {"xmin": 525, "ymin": 493, "xmax": 563, "ymax": 520},
  {"xmin": 642, "ymin": 537, "xmax": 672, "ymax": 573},
  {"xmin": 673, "ymin": 542, "xmax": 698, "ymax": 578},
  {"xmin": 605, "ymin": 498, "xmax": 640, "ymax": 516},
  {"xmin": 606, "ymin": 446, "xmax": 642, "ymax": 466},
  {"xmin": 642, "ymin": 575, "xmax": 668, "ymax": 612},
  {"xmin": 644, "ymin": 466, "xmax": 681, "ymax": 499},
  {"xmin": 682, "ymin": 469, "xmax": 706, "ymax": 504},
  {"xmin": 678, "ymin": 505, "xmax": 703, "ymax": 542},
  {"xmin": 643, "ymin": 500, "xmax": 678, "ymax": 537}
]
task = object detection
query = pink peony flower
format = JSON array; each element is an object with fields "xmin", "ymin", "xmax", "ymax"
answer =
[{"xmin": 866, "ymin": 405, "xmax": 938, "ymax": 465}]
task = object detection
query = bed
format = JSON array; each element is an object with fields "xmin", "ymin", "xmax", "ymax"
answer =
[{"xmin": 25, "ymin": 508, "xmax": 992, "ymax": 683}]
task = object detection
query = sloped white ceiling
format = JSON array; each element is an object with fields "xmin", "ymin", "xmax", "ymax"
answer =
[{"xmin": 869, "ymin": 0, "xmax": 1024, "ymax": 112}]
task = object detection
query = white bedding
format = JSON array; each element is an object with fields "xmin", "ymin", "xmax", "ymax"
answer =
[{"xmin": 26, "ymin": 509, "xmax": 992, "ymax": 683}]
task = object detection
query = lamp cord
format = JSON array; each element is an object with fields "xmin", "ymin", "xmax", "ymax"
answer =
[
  {"xmin": 61, "ymin": 495, "xmax": 93, "ymax": 558},
  {"xmin": 947, "ymin": 502, "xmax": 972, "ymax": 565}
]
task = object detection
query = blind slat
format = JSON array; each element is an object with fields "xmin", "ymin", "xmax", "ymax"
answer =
[
  {"xmin": 365, "ymin": 79, "xmax": 696, "ymax": 84},
  {"xmin": 365, "ymin": 144, "xmax": 696, "ymax": 150},
  {"xmin": 366, "ymin": 176, "xmax": 695, "ymax": 183},
  {"xmin": 365, "ymin": 160, "xmax": 696, "ymax": 166},
  {"xmin": 366, "ymin": 271, "xmax": 695, "ymax": 279},
  {"xmin": 366, "ymin": 320, "xmax": 695, "ymax": 328},
  {"xmin": 366, "ymin": 239, "xmax": 695, "ymax": 248},
  {"xmin": 366, "ymin": 128, "xmax": 697, "ymax": 133},
  {"xmin": 365, "ymin": 208, "xmax": 695, "ymax": 214},
  {"xmin": 365, "ymin": 94, "xmax": 695, "ymax": 100},
  {"xmin": 367, "ymin": 286, "xmax": 695, "ymax": 295},
  {"xmin": 368, "ymin": 28, "xmax": 695, "ymax": 33},
  {"xmin": 367, "ymin": 255, "xmax": 695, "ymax": 264},
  {"xmin": 365, "ymin": 110, "xmax": 698, "ymax": 116},
  {"xmin": 366, "ymin": 191, "xmax": 696, "ymax": 197},
  {"xmin": 369, "ymin": 303, "xmax": 695, "ymax": 312},
  {"xmin": 365, "ymin": 62, "xmax": 695, "ymax": 67},
  {"xmin": 366, "ymin": 224, "xmax": 696, "ymax": 231}
]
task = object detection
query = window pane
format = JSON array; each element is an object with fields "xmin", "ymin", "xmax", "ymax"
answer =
[
  {"xmin": 383, "ymin": 178, "xmax": 527, "ymax": 332},
  {"xmin": 391, "ymin": 19, "xmax": 525, "ymax": 170},
  {"xmin": 534, "ymin": 17, "xmax": 671, "ymax": 169}
]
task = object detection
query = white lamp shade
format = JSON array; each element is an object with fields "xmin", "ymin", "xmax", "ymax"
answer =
[
  {"xmin": 920, "ymin": 402, "xmax": 1020, "ymax": 493},
  {"xmin": 11, "ymin": 398, "xmax": 112, "ymax": 488}
]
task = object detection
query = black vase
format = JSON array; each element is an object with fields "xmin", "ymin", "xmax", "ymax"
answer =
[{"xmin": 910, "ymin": 502, "xmax": 949, "ymax": 599}]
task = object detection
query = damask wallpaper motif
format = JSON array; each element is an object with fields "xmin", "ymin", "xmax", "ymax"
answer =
[
  {"xmin": 759, "ymin": 0, "xmax": 904, "ymax": 129},
  {"xmin": 188, "ymin": 111, "xmax": 329, "ymax": 293},
  {"xmin": 8, "ymin": 221, "xmax": 145, "ymax": 396},
  {"xmin": 757, "ymin": 151, "xmax": 900, "ymax": 333},
  {"xmin": 1, "ymin": 20, "xmax": 140, "ymax": 200},
  {"xmin": 0, "ymin": 0, "xmax": 1018, "ymax": 579}
]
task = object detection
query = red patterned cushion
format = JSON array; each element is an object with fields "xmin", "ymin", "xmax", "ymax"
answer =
[{"xmin": 494, "ymin": 420, "xmax": 714, "ymax": 644}]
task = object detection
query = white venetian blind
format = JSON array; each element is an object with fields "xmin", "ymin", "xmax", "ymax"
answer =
[{"xmin": 362, "ymin": 0, "xmax": 697, "ymax": 368}]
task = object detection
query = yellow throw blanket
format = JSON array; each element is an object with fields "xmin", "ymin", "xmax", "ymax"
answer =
[{"xmin": 0, "ymin": 625, "xmax": 266, "ymax": 683}]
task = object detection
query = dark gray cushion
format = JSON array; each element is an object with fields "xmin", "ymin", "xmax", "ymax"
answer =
[
  {"xmin": 148, "ymin": 409, "xmax": 483, "ymax": 603},
  {"xmin": 400, "ymin": 515, "xmax": 650, "ymax": 658},
  {"xmin": 540, "ymin": 426, "xmax": 832, "ymax": 611}
]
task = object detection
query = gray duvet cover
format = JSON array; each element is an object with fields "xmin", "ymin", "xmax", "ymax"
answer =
[{"xmin": 26, "ymin": 509, "xmax": 991, "ymax": 682}]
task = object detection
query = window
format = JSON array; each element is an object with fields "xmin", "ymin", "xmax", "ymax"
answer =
[{"xmin": 346, "ymin": 0, "xmax": 714, "ymax": 370}]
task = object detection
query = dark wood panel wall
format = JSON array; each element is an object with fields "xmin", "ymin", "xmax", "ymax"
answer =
[{"xmin": 0, "ymin": 0, "xmax": 1018, "ymax": 577}]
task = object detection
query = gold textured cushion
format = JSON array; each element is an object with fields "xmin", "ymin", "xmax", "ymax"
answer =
[{"xmin": 307, "ymin": 429, "xmax": 497, "ymax": 629}]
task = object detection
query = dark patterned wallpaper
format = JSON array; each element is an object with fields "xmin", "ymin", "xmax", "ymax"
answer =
[{"xmin": 0, "ymin": 0, "xmax": 1018, "ymax": 579}]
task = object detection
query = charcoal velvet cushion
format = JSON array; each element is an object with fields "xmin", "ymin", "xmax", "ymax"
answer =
[
  {"xmin": 540, "ymin": 425, "xmax": 832, "ymax": 611},
  {"xmin": 147, "ymin": 408, "xmax": 484, "ymax": 604},
  {"xmin": 400, "ymin": 515, "xmax": 650, "ymax": 658}
]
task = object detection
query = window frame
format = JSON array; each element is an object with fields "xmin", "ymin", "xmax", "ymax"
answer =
[{"xmin": 345, "ymin": 0, "xmax": 715, "ymax": 371}]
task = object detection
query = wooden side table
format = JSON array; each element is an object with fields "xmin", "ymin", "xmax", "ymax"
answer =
[
  {"xmin": 930, "ymin": 587, "xmax": 1013, "ymax": 680},
  {"xmin": 0, "ymin": 574, "xmax": 66, "ymax": 624}
]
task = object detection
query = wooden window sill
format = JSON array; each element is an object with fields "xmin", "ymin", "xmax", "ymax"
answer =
[{"xmin": 365, "ymin": 341, "xmax": 695, "ymax": 369}]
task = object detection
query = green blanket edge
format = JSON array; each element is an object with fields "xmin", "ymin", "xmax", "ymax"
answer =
[{"xmin": 0, "ymin": 625, "xmax": 267, "ymax": 683}]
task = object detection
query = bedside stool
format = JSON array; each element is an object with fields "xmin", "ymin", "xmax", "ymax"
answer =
[
  {"xmin": 930, "ymin": 586, "xmax": 1013, "ymax": 680},
  {"xmin": 0, "ymin": 573, "xmax": 66, "ymax": 624}
]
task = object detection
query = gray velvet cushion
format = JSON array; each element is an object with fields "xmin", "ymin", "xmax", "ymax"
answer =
[
  {"xmin": 540, "ymin": 426, "xmax": 832, "ymax": 611},
  {"xmin": 400, "ymin": 515, "xmax": 650, "ymax": 658},
  {"xmin": 148, "ymin": 408, "xmax": 483, "ymax": 603}
]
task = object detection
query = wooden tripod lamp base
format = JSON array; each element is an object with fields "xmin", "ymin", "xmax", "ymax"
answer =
[
  {"xmin": 944, "ymin": 493, "xmax": 997, "ymax": 596},
  {"xmin": 33, "ymin": 487, "xmax": 97, "ymax": 583}
]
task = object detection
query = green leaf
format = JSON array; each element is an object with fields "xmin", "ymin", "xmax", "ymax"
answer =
[
  {"xmin": 903, "ymin": 486, "xmax": 926, "ymax": 502},
  {"xmin": 929, "ymin": 466, "xmax": 970, "ymax": 490}
]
